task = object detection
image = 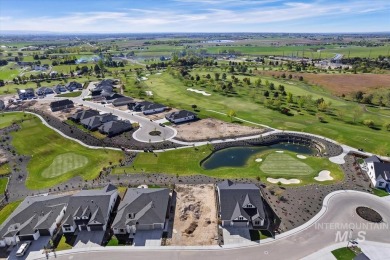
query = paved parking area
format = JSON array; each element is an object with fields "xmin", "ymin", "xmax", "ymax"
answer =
[
  {"xmin": 8, "ymin": 237, "xmax": 50, "ymax": 260},
  {"xmin": 73, "ymin": 231, "xmax": 104, "ymax": 249},
  {"xmin": 133, "ymin": 230, "xmax": 162, "ymax": 247},
  {"xmin": 222, "ymin": 227, "xmax": 256, "ymax": 246}
]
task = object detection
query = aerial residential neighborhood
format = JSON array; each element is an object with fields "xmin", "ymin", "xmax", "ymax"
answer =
[{"xmin": 0, "ymin": 0, "xmax": 390, "ymax": 260}]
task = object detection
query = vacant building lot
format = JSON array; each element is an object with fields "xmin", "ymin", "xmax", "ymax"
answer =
[
  {"xmin": 174, "ymin": 118, "xmax": 265, "ymax": 141},
  {"xmin": 167, "ymin": 184, "xmax": 218, "ymax": 246}
]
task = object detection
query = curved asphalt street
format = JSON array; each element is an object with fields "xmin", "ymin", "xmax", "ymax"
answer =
[{"xmin": 33, "ymin": 191, "xmax": 390, "ymax": 260}]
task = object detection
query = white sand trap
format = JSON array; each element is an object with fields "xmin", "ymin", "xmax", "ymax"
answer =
[
  {"xmin": 255, "ymin": 158, "xmax": 263, "ymax": 162},
  {"xmin": 314, "ymin": 170, "xmax": 333, "ymax": 181},
  {"xmin": 139, "ymin": 77, "xmax": 148, "ymax": 81},
  {"xmin": 297, "ymin": 155, "xmax": 307, "ymax": 159},
  {"xmin": 187, "ymin": 88, "xmax": 211, "ymax": 96},
  {"xmin": 276, "ymin": 151, "xmax": 284, "ymax": 153},
  {"xmin": 156, "ymin": 72, "xmax": 162, "ymax": 75},
  {"xmin": 145, "ymin": 74, "xmax": 150, "ymax": 76},
  {"xmin": 267, "ymin": 178, "xmax": 301, "ymax": 184},
  {"xmin": 145, "ymin": 91, "xmax": 153, "ymax": 96}
]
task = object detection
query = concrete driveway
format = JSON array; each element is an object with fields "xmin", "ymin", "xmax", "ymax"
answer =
[
  {"xmin": 222, "ymin": 227, "xmax": 256, "ymax": 246},
  {"xmin": 73, "ymin": 231, "xmax": 104, "ymax": 249},
  {"xmin": 8, "ymin": 236, "xmax": 50, "ymax": 260},
  {"xmin": 133, "ymin": 230, "xmax": 162, "ymax": 247}
]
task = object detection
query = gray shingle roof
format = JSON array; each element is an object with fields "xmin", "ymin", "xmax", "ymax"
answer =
[
  {"xmin": 364, "ymin": 155, "xmax": 381, "ymax": 163},
  {"xmin": 112, "ymin": 188, "xmax": 169, "ymax": 229},
  {"xmin": 166, "ymin": 110, "xmax": 196, "ymax": 121},
  {"xmin": 373, "ymin": 162, "xmax": 390, "ymax": 181},
  {"xmin": 70, "ymin": 109, "xmax": 100, "ymax": 121},
  {"xmin": 0, "ymin": 195, "xmax": 69, "ymax": 239},
  {"xmin": 217, "ymin": 180, "xmax": 265, "ymax": 222},
  {"xmin": 98, "ymin": 120, "xmax": 132, "ymax": 136},
  {"xmin": 62, "ymin": 185, "xmax": 117, "ymax": 227}
]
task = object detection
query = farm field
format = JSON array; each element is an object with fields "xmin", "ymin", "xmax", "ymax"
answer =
[
  {"xmin": 259, "ymin": 70, "xmax": 390, "ymax": 95},
  {"xmin": 136, "ymin": 72, "xmax": 390, "ymax": 154},
  {"xmin": 113, "ymin": 145, "xmax": 344, "ymax": 185},
  {"xmin": 3, "ymin": 112, "xmax": 123, "ymax": 189}
]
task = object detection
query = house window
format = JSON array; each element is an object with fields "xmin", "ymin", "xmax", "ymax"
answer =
[
  {"xmin": 64, "ymin": 227, "xmax": 71, "ymax": 231},
  {"xmin": 254, "ymin": 221, "xmax": 259, "ymax": 225},
  {"xmin": 238, "ymin": 216, "xmax": 244, "ymax": 220},
  {"xmin": 120, "ymin": 229, "xmax": 124, "ymax": 232},
  {"xmin": 379, "ymin": 182, "xmax": 384, "ymax": 186}
]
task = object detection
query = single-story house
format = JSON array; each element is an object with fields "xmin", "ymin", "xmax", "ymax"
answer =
[
  {"xmin": 0, "ymin": 194, "xmax": 69, "ymax": 247},
  {"xmin": 80, "ymin": 113, "xmax": 117, "ymax": 131},
  {"xmin": 112, "ymin": 188, "xmax": 170, "ymax": 236},
  {"xmin": 113, "ymin": 97, "xmax": 134, "ymax": 107},
  {"xmin": 17, "ymin": 88, "xmax": 35, "ymax": 100},
  {"xmin": 105, "ymin": 93, "xmax": 123, "ymax": 103},
  {"xmin": 65, "ymin": 81, "xmax": 83, "ymax": 92},
  {"xmin": 36, "ymin": 87, "xmax": 54, "ymax": 96},
  {"xmin": 53, "ymin": 84, "xmax": 67, "ymax": 94},
  {"xmin": 69, "ymin": 109, "xmax": 100, "ymax": 122},
  {"xmin": 98, "ymin": 120, "xmax": 132, "ymax": 137},
  {"xmin": 143, "ymin": 103, "xmax": 166, "ymax": 115},
  {"xmin": 165, "ymin": 110, "xmax": 197, "ymax": 124},
  {"xmin": 131, "ymin": 101, "xmax": 153, "ymax": 111},
  {"xmin": 50, "ymin": 99, "xmax": 74, "ymax": 112},
  {"xmin": 217, "ymin": 180, "xmax": 266, "ymax": 229},
  {"xmin": 364, "ymin": 156, "xmax": 390, "ymax": 191},
  {"xmin": 62, "ymin": 185, "xmax": 118, "ymax": 233}
]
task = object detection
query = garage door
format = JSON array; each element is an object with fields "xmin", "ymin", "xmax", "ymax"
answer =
[
  {"xmin": 39, "ymin": 229, "xmax": 51, "ymax": 236},
  {"xmin": 80, "ymin": 225, "xmax": 88, "ymax": 231},
  {"xmin": 19, "ymin": 235, "xmax": 34, "ymax": 241},
  {"xmin": 89, "ymin": 225, "xmax": 103, "ymax": 231}
]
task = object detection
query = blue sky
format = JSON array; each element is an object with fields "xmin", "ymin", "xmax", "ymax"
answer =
[{"xmin": 0, "ymin": 0, "xmax": 389, "ymax": 33}]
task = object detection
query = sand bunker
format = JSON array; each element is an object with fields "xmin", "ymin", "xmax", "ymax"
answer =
[
  {"xmin": 267, "ymin": 178, "xmax": 300, "ymax": 184},
  {"xmin": 255, "ymin": 158, "xmax": 263, "ymax": 162},
  {"xmin": 314, "ymin": 170, "xmax": 333, "ymax": 181},
  {"xmin": 187, "ymin": 88, "xmax": 211, "ymax": 96},
  {"xmin": 297, "ymin": 155, "xmax": 307, "ymax": 159},
  {"xmin": 139, "ymin": 77, "xmax": 148, "ymax": 81},
  {"xmin": 146, "ymin": 91, "xmax": 153, "ymax": 96},
  {"xmin": 276, "ymin": 151, "xmax": 284, "ymax": 153}
]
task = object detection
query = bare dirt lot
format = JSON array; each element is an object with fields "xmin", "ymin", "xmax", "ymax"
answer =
[
  {"xmin": 31, "ymin": 101, "xmax": 84, "ymax": 121},
  {"xmin": 166, "ymin": 184, "xmax": 218, "ymax": 246},
  {"xmin": 258, "ymin": 71, "xmax": 390, "ymax": 95},
  {"xmin": 174, "ymin": 118, "xmax": 265, "ymax": 141}
]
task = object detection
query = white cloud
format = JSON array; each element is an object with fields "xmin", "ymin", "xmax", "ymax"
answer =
[{"xmin": 1, "ymin": 1, "xmax": 389, "ymax": 32}]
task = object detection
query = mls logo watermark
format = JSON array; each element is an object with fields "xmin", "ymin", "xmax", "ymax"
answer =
[
  {"xmin": 335, "ymin": 230, "xmax": 366, "ymax": 243},
  {"xmin": 315, "ymin": 222, "xmax": 389, "ymax": 243}
]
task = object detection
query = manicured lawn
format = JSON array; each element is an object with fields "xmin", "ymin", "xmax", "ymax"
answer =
[
  {"xmin": 0, "ymin": 112, "xmax": 34, "ymax": 129},
  {"xmin": 0, "ymin": 178, "xmax": 8, "ymax": 194},
  {"xmin": 113, "ymin": 145, "xmax": 344, "ymax": 185},
  {"xmin": 260, "ymin": 153, "xmax": 313, "ymax": 176},
  {"xmin": 0, "ymin": 163, "xmax": 11, "ymax": 176},
  {"xmin": 373, "ymin": 188, "xmax": 389, "ymax": 197},
  {"xmin": 249, "ymin": 229, "xmax": 273, "ymax": 241},
  {"xmin": 4, "ymin": 113, "xmax": 124, "ymax": 189},
  {"xmin": 0, "ymin": 201, "xmax": 22, "ymax": 225},
  {"xmin": 331, "ymin": 247, "xmax": 358, "ymax": 260},
  {"xmin": 135, "ymin": 72, "xmax": 390, "ymax": 154},
  {"xmin": 55, "ymin": 91, "xmax": 82, "ymax": 97}
]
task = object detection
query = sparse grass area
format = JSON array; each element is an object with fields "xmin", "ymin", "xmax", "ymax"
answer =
[
  {"xmin": 55, "ymin": 91, "xmax": 82, "ymax": 97},
  {"xmin": 113, "ymin": 145, "xmax": 344, "ymax": 185},
  {"xmin": 331, "ymin": 247, "xmax": 358, "ymax": 260},
  {"xmin": 373, "ymin": 188, "xmax": 389, "ymax": 197},
  {"xmin": 0, "ymin": 178, "xmax": 8, "ymax": 194},
  {"xmin": 0, "ymin": 163, "xmax": 11, "ymax": 176},
  {"xmin": 3, "ymin": 113, "xmax": 123, "ymax": 189},
  {"xmin": 0, "ymin": 200, "xmax": 22, "ymax": 225},
  {"xmin": 0, "ymin": 112, "xmax": 33, "ymax": 129}
]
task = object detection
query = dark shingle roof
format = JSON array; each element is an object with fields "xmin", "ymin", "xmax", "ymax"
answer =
[
  {"xmin": 70, "ymin": 109, "xmax": 100, "ymax": 121},
  {"xmin": 364, "ymin": 155, "xmax": 381, "ymax": 163},
  {"xmin": 50, "ymin": 99, "xmax": 74, "ymax": 109},
  {"xmin": 113, "ymin": 97, "xmax": 133, "ymax": 106},
  {"xmin": 0, "ymin": 195, "xmax": 69, "ymax": 238},
  {"xmin": 373, "ymin": 162, "xmax": 390, "ymax": 181},
  {"xmin": 112, "ymin": 188, "xmax": 169, "ymax": 228},
  {"xmin": 63, "ymin": 185, "xmax": 117, "ymax": 226},
  {"xmin": 98, "ymin": 120, "xmax": 132, "ymax": 135},
  {"xmin": 143, "ymin": 103, "xmax": 166, "ymax": 111},
  {"xmin": 166, "ymin": 110, "xmax": 196, "ymax": 121},
  {"xmin": 217, "ymin": 180, "xmax": 265, "ymax": 222}
]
